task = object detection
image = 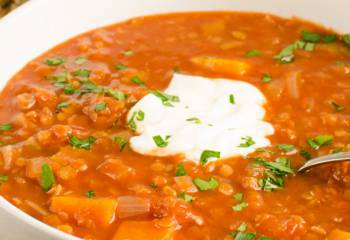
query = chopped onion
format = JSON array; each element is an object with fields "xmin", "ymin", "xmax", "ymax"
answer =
[
  {"xmin": 174, "ymin": 176, "xmax": 198, "ymax": 193},
  {"xmin": 117, "ymin": 196, "xmax": 150, "ymax": 219},
  {"xmin": 285, "ymin": 71, "xmax": 300, "ymax": 99},
  {"xmin": 0, "ymin": 145, "xmax": 13, "ymax": 170}
]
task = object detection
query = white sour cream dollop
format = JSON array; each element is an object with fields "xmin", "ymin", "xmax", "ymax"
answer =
[{"xmin": 127, "ymin": 74, "xmax": 274, "ymax": 164}]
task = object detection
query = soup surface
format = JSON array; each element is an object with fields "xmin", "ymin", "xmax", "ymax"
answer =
[{"xmin": 1, "ymin": 12, "xmax": 350, "ymax": 240}]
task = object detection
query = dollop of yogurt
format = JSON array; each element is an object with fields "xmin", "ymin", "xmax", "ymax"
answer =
[{"xmin": 127, "ymin": 74, "xmax": 274, "ymax": 164}]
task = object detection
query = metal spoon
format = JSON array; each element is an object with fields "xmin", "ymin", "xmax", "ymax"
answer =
[{"xmin": 297, "ymin": 151, "xmax": 350, "ymax": 172}]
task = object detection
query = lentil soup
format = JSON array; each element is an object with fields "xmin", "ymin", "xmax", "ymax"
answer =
[{"xmin": 1, "ymin": 12, "xmax": 350, "ymax": 240}]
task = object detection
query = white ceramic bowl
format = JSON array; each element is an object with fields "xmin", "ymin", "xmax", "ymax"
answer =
[{"xmin": 0, "ymin": 0, "xmax": 349, "ymax": 239}]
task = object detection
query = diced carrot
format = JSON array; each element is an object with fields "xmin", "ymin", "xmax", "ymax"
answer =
[
  {"xmin": 191, "ymin": 57, "xmax": 249, "ymax": 76},
  {"xmin": 327, "ymin": 229, "xmax": 350, "ymax": 240},
  {"xmin": 50, "ymin": 196, "xmax": 117, "ymax": 227},
  {"xmin": 112, "ymin": 219, "xmax": 174, "ymax": 240}
]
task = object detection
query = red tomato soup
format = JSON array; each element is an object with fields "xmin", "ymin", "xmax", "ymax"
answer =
[{"xmin": 1, "ymin": 12, "xmax": 350, "ymax": 240}]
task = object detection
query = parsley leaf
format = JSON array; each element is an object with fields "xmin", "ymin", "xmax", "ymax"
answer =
[
  {"xmin": 115, "ymin": 64, "xmax": 128, "ymax": 70},
  {"xmin": 246, "ymin": 49, "xmax": 261, "ymax": 57},
  {"xmin": 232, "ymin": 202, "xmax": 249, "ymax": 212},
  {"xmin": 276, "ymin": 144, "xmax": 295, "ymax": 153},
  {"xmin": 151, "ymin": 90, "xmax": 180, "ymax": 107},
  {"xmin": 0, "ymin": 123, "xmax": 12, "ymax": 131},
  {"xmin": 131, "ymin": 76, "xmax": 145, "ymax": 86},
  {"xmin": 175, "ymin": 163, "xmax": 186, "ymax": 176},
  {"xmin": 302, "ymin": 31, "xmax": 322, "ymax": 43},
  {"xmin": 307, "ymin": 134, "xmax": 333, "ymax": 150},
  {"xmin": 193, "ymin": 177, "xmax": 219, "ymax": 191},
  {"xmin": 322, "ymin": 34, "xmax": 337, "ymax": 43},
  {"xmin": 127, "ymin": 110, "xmax": 144, "ymax": 131},
  {"xmin": 57, "ymin": 101, "xmax": 69, "ymax": 110},
  {"xmin": 45, "ymin": 57, "xmax": 65, "ymax": 66},
  {"xmin": 262, "ymin": 74, "xmax": 272, "ymax": 83},
  {"xmin": 274, "ymin": 44, "xmax": 295, "ymax": 63},
  {"xmin": 114, "ymin": 137, "xmax": 129, "ymax": 152},
  {"xmin": 68, "ymin": 134, "xmax": 96, "ymax": 150},
  {"xmin": 200, "ymin": 150, "xmax": 221, "ymax": 165},
  {"xmin": 233, "ymin": 192, "xmax": 244, "ymax": 201},
  {"xmin": 239, "ymin": 136, "xmax": 255, "ymax": 148},
  {"xmin": 75, "ymin": 57, "xmax": 87, "ymax": 65},
  {"xmin": 85, "ymin": 190, "xmax": 95, "ymax": 198},
  {"xmin": 0, "ymin": 175, "xmax": 8, "ymax": 185},
  {"xmin": 229, "ymin": 94, "xmax": 235, "ymax": 104},
  {"xmin": 178, "ymin": 192, "xmax": 193, "ymax": 202},
  {"xmin": 330, "ymin": 101, "xmax": 344, "ymax": 112},
  {"xmin": 343, "ymin": 34, "xmax": 350, "ymax": 45},
  {"xmin": 40, "ymin": 164, "xmax": 55, "ymax": 192},
  {"xmin": 72, "ymin": 69, "xmax": 91, "ymax": 78},
  {"xmin": 153, "ymin": 135, "xmax": 170, "ymax": 148},
  {"xmin": 300, "ymin": 149, "xmax": 312, "ymax": 160},
  {"xmin": 95, "ymin": 102, "xmax": 107, "ymax": 112},
  {"xmin": 186, "ymin": 117, "xmax": 201, "ymax": 124}
]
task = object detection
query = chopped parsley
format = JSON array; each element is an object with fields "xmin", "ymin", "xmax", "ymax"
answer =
[
  {"xmin": 151, "ymin": 90, "xmax": 180, "ymax": 107},
  {"xmin": 276, "ymin": 144, "xmax": 295, "ymax": 153},
  {"xmin": 76, "ymin": 81, "xmax": 126, "ymax": 101},
  {"xmin": 115, "ymin": 64, "xmax": 128, "ymax": 70},
  {"xmin": 200, "ymin": 150, "xmax": 221, "ymax": 165},
  {"xmin": 322, "ymin": 34, "xmax": 337, "ymax": 43},
  {"xmin": 186, "ymin": 117, "xmax": 201, "ymax": 124},
  {"xmin": 232, "ymin": 202, "xmax": 249, "ymax": 212},
  {"xmin": 229, "ymin": 223, "xmax": 270, "ymax": 240},
  {"xmin": 330, "ymin": 101, "xmax": 344, "ymax": 112},
  {"xmin": 233, "ymin": 192, "xmax": 244, "ymax": 201},
  {"xmin": 301, "ymin": 31, "xmax": 322, "ymax": 43},
  {"xmin": 229, "ymin": 94, "xmax": 235, "ymax": 104},
  {"xmin": 307, "ymin": 134, "xmax": 333, "ymax": 150},
  {"xmin": 0, "ymin": 123, "xmax": 12, "ymax": 131},
  {"xmin": 47, "ymin": 72, "xmax": 67, "ymax": 83},
  {"xmin": 254, "ymin": 157, "xmax": 294, "ymax": 191},
  {"xmin": 127, "ymin": 111, "xmax": 143, "ymax": 131},
  {"xmin": 300, "ymin": 149, "xmax": 312, "ymax": 160},
  {"xmin": 131, "ymin": 76, "xmax": 145, "ymax": 86},
  {"xmin": 193, "ymin": 177, "xmax": 219, "ymax": 191},
  {"xmin": 68, "ymin": 134, "xmax": 96, "ymax": 150},
  {"xmin": 106, "ymin": 88, "xmax": 126, "ymax": 101},
  {"xmin": 72, "ymin": 69, "xmax": 91, "ymax": 78},
  {"xmin": 332, "ymin": 147, "xmax": 345, "ymax": 154},
  {"xmin": 178, "ymin": 192, "xmax": 193, "ymax": 202},
  {"xmin": 274, "ymin": 43, "xmax": 295, "ymax": 63},
  {"xmin": 114, "ymin": 137, "xmax": 129, "ymax": 152},
  {"xmin": 255, "ymin": 148, "xmax": 275, "ymax": 154},
  {"xmin": 40, "ymin": 164, "xmax": 55, "ymax": 192},
  {"xmin": 175, "ymin": 163, "xmax": 186, "ymax": 176},
  {"xmin": 262, "ymin": 74, "xmax": 272, "ymax": 83},
  {"xmin": 57, "ymin": 101, "xmax": 69, "ymax": 110},
  {"xmin": 239, "ymin": 136, "xmax": 255, "ymax": 148},
  {"xmin": 75, "ymin": 57, "xmax": 87, "ymax": 65},
  {"xmin": 153, "ymin": 135, "xmax": 170, "ymax": 148},
  {"xmin": 45, "ymin": 57, "xmax": 65, "ymax": 66},
  {"xmin": 95, "ymin": 102, "xmax": 107, "ymax": 112},
  {"xmin": 85, "ymin": 190, "xmax": 96, "ymax": 198},
  {"xmin": 121, "ymin": 50, "xmax": 134, "ymax": 56},
  {"xmin": 245, "ymin": 49, "xmax": 261, "ymax": 57},
  {"xmin": 0, "ymin": 175, "xmax": 8, "ymax": 185},
  {"xmin": 343, "ymin": 34, "xmax": 350, "ymax": 45}
]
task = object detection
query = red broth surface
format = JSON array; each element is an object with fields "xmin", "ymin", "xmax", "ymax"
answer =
[{"xmin": 1, "ymin": 12, "xmax": 350, "ymax": 240}]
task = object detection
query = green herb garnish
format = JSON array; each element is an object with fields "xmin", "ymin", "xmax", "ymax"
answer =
[
  {"xmin": 246, "ymin": 49, "xmax": 261, "ymax": 57},
  {"xmin": 0, "ymin": 124, "xmax": 12, "ymax": 131},
  {"xmin": 300, "ymin": 149, "xmax": 312, "ymax": 160},
  {"xmin": 114, "ymin": 137, "xmax": 129, "ymax": 152},
  {"xmin": 151, "ymin": 91, "xmax": 180, "ymax": 107},
  {"xmin": 229, "ymin": 94, "xmax": 235, "ymax": 104},
  {"xmin": 186, "ymin": 117, "xmax": 201, "ymax": 124},
  {"xmin": 153, "ymin": 135, "xmax": 170, "ymax": 148},
  {"xmin": 232, "ymin": 202, "xmax": 249, "ymax": 212},
  {"xmin": 75, "ymin": 57, "xmax": 87, "ymax": 65},
  {"xmin": 56, "ymin": 102, "xmax": 69, "ymax": 110},
  {"xmin": 307, "ymin": 134, "xmax": 333, "ymax": 150},
  {"xmin": 262, "ymin": 74, "xmax": 272, "ymax": 83},
  {"xmin": 233, "ymin": 193, "xmax": 244, "ymax": 201},
  {"xmin": 178, "ymin": 192, "xmax": 193, "ymax": 202},
  {"xmin": 276, "ymin": 144, "xmax": 295, "ymax": 153},
  {"xmin": 343, "ymin": 34, "xmax": 350, "ymax": 45},
  {"xmin": 0, "ymin": 175, "xmax": 8, "ymax": 185},
  {"xmin": 331, "ymin": 101, "xmax": 345, "ymax": 112},
  {"xmin": 115, "ymin": 64, "xmax": 128, "ymax": 70},
  {"xmin": 175, "ymin": 163, "xmax": 186, "ymax": 176},
  {"xmin": 131, "ymin": 76, "xmax": 145, "ymax": 86},
  {"xmin": 193, "ymin": 177, "xmax": 219, "ymax": 191},
  {"xmin": 239, "ymin": 136, "xmax": 255, "ymax": 148},
  {"xmin": 85, "ymin": 190, "xmax": 96, "ymax": 198},
  {"xmin": 45, "ymin": 57, "xmax": 65, "ymax": 66},
  {"xmin": 95, "ymin": 102, "xmax": 107, "ymax": 112},
  {"xmin": 72, "ymin": 69, "xmax": 91, "ymax": 78},
  {"xmin": 200, "ymin": 150, "xmax": 220, "ymax": 165},
  {"xmin": 68, "ymin": 134, "xmax": 96, "ymax": 150},
  {"xmin": 40, "ymin": 164, "xmax": 55, "ymax": 192}
]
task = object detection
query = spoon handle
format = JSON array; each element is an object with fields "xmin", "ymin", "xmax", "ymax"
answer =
[{"xmin": 297, "ymin": 151, "xmax": 350, "ymax": 173}]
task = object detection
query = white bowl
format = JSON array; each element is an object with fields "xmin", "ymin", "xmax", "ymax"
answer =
[{"xmin": 0, "ymin": 0, "xmax": 349, "ymax": 239}]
